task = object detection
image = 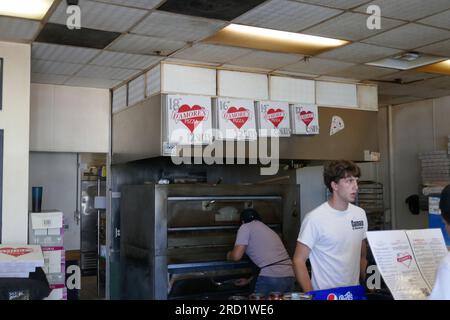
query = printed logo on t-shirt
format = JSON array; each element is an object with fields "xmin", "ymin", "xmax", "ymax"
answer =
[{"xmin": 351, "ymin": 220, "xmax": 364, "ymax": 230}]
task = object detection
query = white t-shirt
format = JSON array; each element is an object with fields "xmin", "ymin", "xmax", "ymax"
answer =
[
  {"xmin": 429, "ymin": 252, "xmax": 450, "ymax": 300},
  {"xmin": 297, "ymin": 201, "xmax": 368, "ymax": 290}
]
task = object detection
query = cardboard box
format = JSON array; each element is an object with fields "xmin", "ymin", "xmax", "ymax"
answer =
[
  {"xmin": 42, "ymin": 247, "xmax": 65, "ymax": 274},
  {"xmin": 31, "ymin": 211, "xmax": 63, "ymax": 230}
]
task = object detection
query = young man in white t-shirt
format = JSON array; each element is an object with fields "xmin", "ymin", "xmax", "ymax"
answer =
[{"xmin": 293, "ymin": 160, "xmax": 368, "ymax": 292}]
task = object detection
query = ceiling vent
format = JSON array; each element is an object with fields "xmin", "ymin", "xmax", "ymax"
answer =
[{"xmin": 366, "ymin": 52, "xmax": 446, "ymax": 70}]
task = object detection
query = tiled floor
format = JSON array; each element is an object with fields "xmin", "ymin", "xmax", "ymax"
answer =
[{"xmin": 80, "ymin": 276, "xmax": 104, "ymax": 300}]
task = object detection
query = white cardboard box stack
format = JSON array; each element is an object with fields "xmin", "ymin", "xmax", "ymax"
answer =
[
  {"xmin": 0, "ymin": 245, "xmax": 44, "ymax": 278},
  {"xmin": 29, "ymin": 211, "xmax": 67, "ymax": 300}
]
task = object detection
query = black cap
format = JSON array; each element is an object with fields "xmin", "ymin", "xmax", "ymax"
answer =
[{"xmin": 240, "ymin": 208, "xmax": 261, "ymax": 223}]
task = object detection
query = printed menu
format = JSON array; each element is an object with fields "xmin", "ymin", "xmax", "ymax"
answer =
[{"xmin": 367, "ymin": 229, "xmax": 448, "ymax": 300}]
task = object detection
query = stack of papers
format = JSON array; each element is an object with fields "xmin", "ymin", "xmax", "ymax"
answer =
[
  {"xmin": 418, "ymin": 151, "xmax": 450, "ymax": 185},
  {"xmin": 367, "ymin": 229, "xmax": 448, "ymax": 300},
  {"xmin": 0, "ymin": 244, "xmax": 44, "ymax": 278}
]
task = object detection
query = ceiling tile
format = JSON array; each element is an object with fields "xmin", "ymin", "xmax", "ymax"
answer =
[
  {"xmin": 132, "ymin": 11, "xmax": 226, "ymax": 42},
  {"xmin": 328, "ymin": 64, "xmax": 397, "ymax": 79},
  {"xmin": 418, "ymin": 10, "xmax": 450, "ymax": 30},
  {"xmin": 31, "ymin": 73, "xmax": 70, "ymax": 85},
  {"xmin": 226, "ymin": 50, "xmax": 303, "ymax": 70},
  {"xmin": 171, "ymin": 44, "xmax": 252, "ymax": 64},
  {"xmin": 0, "ymin": 17, "xmax": 40, "ymax": 42},
  {"xmin": 31, "ymin": 59, "xmax": 84, "ymax": 76},
  {"xmin": 49, "ymin": 0, "xmax": 148, "ymax": 32},
  {"xmin": 32, "ymin": 43, "xmax": 100, "ymax": 64},
  {"xmin": 411, "ymin": 76, "xmax": 450, "ymax": 90},
  {"xmin": 35, "ymin": 23, "xmax": 120, "ymax": 49},
  {"xmin": 108, "ymin": 34, "xmax": 186, "ymax": 55},
  {"xmin": 317, "ymin": 42, "xmax": 401, "ymax": 63},
  {"xmin": 157, "ymin": 0, "xmax": 267, "ymax": 21},
  {"xmin": 234, "ymin": 0, "xmax": 342, "ymax": 32},
  {"xmin": 354, "ymin": 0, "xmax": 450, "ymax": 21},
  {"xmin": 416, "ymin": 39, "xmax": 450, "ymax": 57},
  {"xmin": 90, "ymin": 51, "xmax": 162, "ymax": 69},
  {"xmin": 76, "ymin": 65, "xmax": 141, "ymax": 80},
  {"xmin": 293, "ymin": 0, "xmax": 371, "ymax": 9},
  {"xmin": 302, "ymin": 12, "xmax": 405, "ymax": 41},
  {"xmin": 272, "ymin": 70, "xmax": 320, "ymax": 78},
  {"xmin": 64, "ymin": 76, "xmax": 121, "ymax": 88},
  {"xmin": 374, "ymin": 70, "xmax": 440, "ymax": 83},
  {"xmin": 220, "ymin": 64, "xmax": 272, "ymax": 73},
  {"xmin": 94, "ymin": 0, "xmax": 163, "ymax": 9},
  {"xmin": 280, "ymin": 58, "xmax": 355, "ymax": 74},
  {"xmin": 362, "ymin": 23, "xmax": 450, "ymax": 50},
  {"xmin": 380, "ymin": 95, "xmax": 423, "ymax": 105}
]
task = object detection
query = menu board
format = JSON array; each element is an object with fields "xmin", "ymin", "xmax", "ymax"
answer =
[
  {"xmin": 215, "ymin": 97, "xmax": 257, "ymax": 141},
  {"xmin": 367, "ymin": 229, "xmax": 448, "ymax": 300},
  {"xmin": 164, "ymin": 94, "xmax": 213, "ymax": 145},
  {"xmin": 256, "ymin": 101, "xmax": 291, "ymax": 137},
  {"xmin": 291, "ymin": 104, "xmax": 319, "ymax": 135}
]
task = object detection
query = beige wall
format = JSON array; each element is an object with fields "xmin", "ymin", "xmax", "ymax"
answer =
[
  {"xmin": 30, "ymin": 83, "xmax": 110, "ymax": 153},
  {"xmin": 0, "ymin": 41, "xmax": 31, "ymax": 243}
]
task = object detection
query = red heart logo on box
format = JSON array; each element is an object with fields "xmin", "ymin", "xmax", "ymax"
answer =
[
  {"xmin": 224, "ymin": 106, "xmax": 250, "ymax": 129},
  {"xmin": 174, "ymin": 104, "xmax": 207, "ymax": 133},
  {"xmin": 299, "ymin": 110, "xmax": 314, "ymax": 127},
  {"xmin": 265, "ymin": 108, "xmax": 285, "ymax": 128},
  {"xmin": 396, "ymin": 253, "xmax": 412, "ymax": 268},
  {"xmin": 0, "ymin": 247, "xmax": 33, "ymax": 257}
]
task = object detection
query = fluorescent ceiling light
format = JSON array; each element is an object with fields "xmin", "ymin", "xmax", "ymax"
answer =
[
  {"xmin": 366, "ymin": 53, "xmax": 446, "ymax": 71},
  {"xmin": 0, "ymin": 0, "xmax": 55, "ymax": 20},
  {"xmin": 416, "ymin": 59, "xmax": 450, "ymax": 76},
  {"xmin": 202, "ymin": 24, "xmax": 348, "ymax": 56}
]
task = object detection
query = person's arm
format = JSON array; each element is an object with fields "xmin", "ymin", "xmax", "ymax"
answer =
[
  {"xmin": 360, "ymin": 239, "xmax": 368, "ymax": 284},
  {"xmin": 293, "ymin": 242, "xmax": 313, "ymax": 292},
  {"xmin": 227, "ymin": 244, "xmax": 246, "ymax": 261}
]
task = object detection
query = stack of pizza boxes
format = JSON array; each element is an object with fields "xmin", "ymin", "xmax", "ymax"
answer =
[{"xmin": 29, "ymin": 211, "xmax": 67, "ymax": 300}]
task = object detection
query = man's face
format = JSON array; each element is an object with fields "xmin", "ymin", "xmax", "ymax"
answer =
[{"xmin": 332, "ymin": 175, "xmax": 359, "ymax": 203}]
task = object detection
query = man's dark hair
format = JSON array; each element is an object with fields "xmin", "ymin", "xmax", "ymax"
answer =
[
  {"xmin": 439, "ymin": 185, "xmax": 450, "ymax": 224},
  {"xmin": 240, "ymin": 208, "xmax": 261, "ymax": 224},
  {"xmin": 323, "ymin": 160, "xmax": 361, "ymax": 193}
]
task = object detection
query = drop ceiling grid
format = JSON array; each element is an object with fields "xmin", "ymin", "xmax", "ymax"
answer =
[
  {"xmin": 32, "ymin": 59, "xmax": 85, "ymax": 76},
  {"xmin": 233, "ymin": 0, "xmax": 343, "ymax": 32},
  {"xmin": 362, "ymin": 23, "xmax": 450, "ymax": 50},
  {"xmin": 0, "ymin": 17, "xmax": 41, "ymax": 42},
  {"xmin": 75, "ymin": 65, "xmax": 141, "ymax": 80},
  {"xmin": 279, "ymin": 58, "xmax": 356, "ymax": 74},
  {"xmin": 374, "ymin": 71, "xmax": 441, "ymax": 83},
  {"xmin": 49, "ymin": 0, "xmax": 149, "ymax": 32},
  {"xmin": 317, "ymin": 42, "xmax": 402, "ymax": 63},
  {"xmin": 301, "ymin": 12, "xmax": 405, "ymax": 41},
  {"xmin": 64, "ymin": 76, "xmax": 120, "ymax": 88},
  {"xmin": 418, "ymin": 10, "xmax": 450, "ymax": 31},
  {"xmin": 354, "ymin": 0, "xmax": 450, "ymax": 21},
  {"xmin": 108, "ymin": 33, "xmax": 186, "ymax": 55},
  {"xmin": 131, "ymin": 11, "xmax": 227, "ymax": 42},
  {"xmin": 31, "ymin": 73, "xmax": 71, "ymax": 85},
  {"xmin": 226, "ymin": 50, "xmax": 304, "ymax": 70},
  {"xmin": 92, "ymin": 0, "xmax": 165, "ymax": 10},
  {"xmin": 171, "ymin": 44, "xmax": 253, "ymax": 64},
  {"xmin": 327, "ymin": 64, "xmax": 397, "ymax": 79},
  {"xmin": 32, "ymin": 43, "xmax": 101, "ymax": 64},
  {"xmin": 90, "ymin": 51, "xmax": 163, "ymax": 70},
  {"xmin": 416, "ymin": 39, "xmax": 450, "ymax": 57},
  {"xmin": 293, "ymin": 0, "xmax": 372, "ymax": 10}
]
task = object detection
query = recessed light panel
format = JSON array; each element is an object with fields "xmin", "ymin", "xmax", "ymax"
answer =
[
  {"xmin": 0, "ymin": 0, "xmax": 55, "ymax": 20},
  {"xmin": 203, "ymin": 24, "xmax": 348, "ymax": 55}
]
